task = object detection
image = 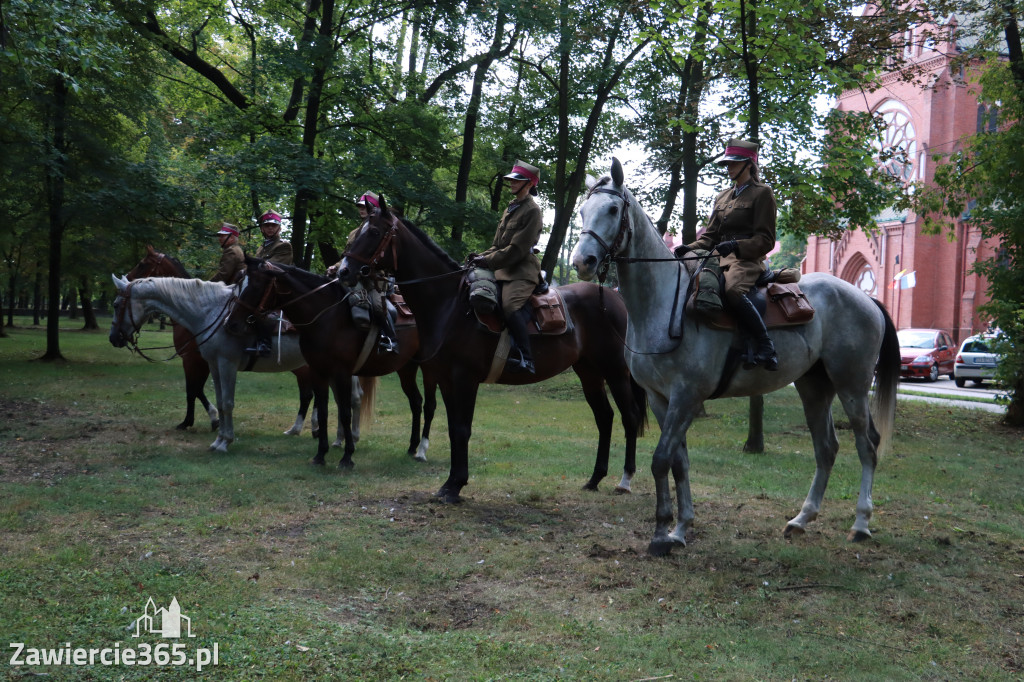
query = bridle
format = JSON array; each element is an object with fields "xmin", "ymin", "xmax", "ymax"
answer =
[
  {"xmin": 342, "ymin": 215, "xmax": 465, "ymax": 286},
  {"xmin": 233, "ymin": 263, "xmax": 346, "ymax": 327},
  {"xmin": 342, "ymin": 215, "xmax": 401, "ymax": 283},
  {"xmin": 579, "ymin": 186, "xmax": 633, "ymax": 284},
  {"xmin": 114, "ymin": 279, "xmax": 238, "ymax": 361}
]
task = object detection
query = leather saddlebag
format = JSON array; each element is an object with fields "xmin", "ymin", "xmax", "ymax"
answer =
[{"xmin": 768, "ymin": 282, "xmax": 814, "ymax": 322}]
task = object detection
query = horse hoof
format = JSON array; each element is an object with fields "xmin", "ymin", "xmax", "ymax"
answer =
[
  {"xmin": 310, "ymin": 458, "xmax": 326, "ymax": 467},
  {"xmin": 338, "ymin": 460, "xmax": 354, "ymax": 470},
  {"xmin": 175, "ymin": 422, "xmax": 190, "ymax": 431},
  {"xmin": 613, "ymin": 485, "xmax": 632, "ymax": 495},
  {"xmin": 284, "ymin": 428, "xmax": 300, "ymax": 436},
  {"xmin": 581, "ymin": 482, "xmax": 600, "ymax": 492},
  {"xmin": 784, "ymin": 524, "xmax": 805, "ymax": 539},
  {"xmin": 433, "ymin": 490, "xmax": 462, "ymax": 504},
  {"xmin": 331, "ymin": 439, "xmax": 343, "ymax": 448},
  {"xmin": 847, "ymin": 529, "xmax": 872, "ymax": 543},
  {"xmin": 648, "ymin": 538, "xmax": 680, "ymax": 557}
]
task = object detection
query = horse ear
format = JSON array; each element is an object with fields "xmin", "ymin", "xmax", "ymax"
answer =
[
  {"xmin": 611, "ymin": 157, "xmax": 624, "ymax": 188},
  {"xmin": 146, "ymin": 244, "xmax": 157, "ymax": 255},
  {"xmin": 378, "ymin": 195, "xmax": 390, "ymax": 216},
  {"xmin": 111, "ymin": 274, "xmax": 127, "ymax": 291},
  {"xmin": 585, "ymin": 175, "xmax": 598, "ymax": 190}
]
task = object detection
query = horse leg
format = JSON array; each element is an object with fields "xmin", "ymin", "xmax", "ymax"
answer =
[
  {"xmin": 605, "ymin": 373, "xmax": 645, "ymax": 494},
  {"xmin": 836, "ymin": 387, "xmax": 881, "ymax": 542},
  {"xmin": 332, "ymin": 373, "xmax": 355, "ymax": 468},
  {"xmin": 417, "ymin": 370, "xmax": 438, "ymax": 463},
  {"xmin": 285, "ymin": 368, "xmax": 313, "ymax": 436},
  {"xmin": 574, "ymin": 366, "xmax": 614, "ymax": 491},
  {"xmin": 309, "ymin": 374, "xmax": 332, "ymax": 466},
  {"xmin": 208, "ymin": 361, "xmax": 234, "ymax": 453},
  {"xmin": 743, "ymin": 395, "xmax": 765, "ymax": 453},
  {"xmin": 348, "ymin": 376, "xmax": 362, "ymax": 446},
  {"xmin": 436, "ymin": 377, "xmax": 478, "ymax": 503},
  {"xmin": 787, "ymin": 371, "xmax": 840, "ymax": 538},
  {"xmin": 397, "ymin": 364, "xmax": 425, "ymax": 460},
  {"xmin": 648, "ymin": 389, "xmax": 698, "ymax": 556}
]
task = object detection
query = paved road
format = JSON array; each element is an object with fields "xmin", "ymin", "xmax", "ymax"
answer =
[{"xmin": 897, "ymin": 376, "xmax": 1005, "ymax": 413}]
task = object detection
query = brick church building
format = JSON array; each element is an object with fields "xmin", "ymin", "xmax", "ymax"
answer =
[{"xmin": 801, "ymin": 13, "xmax": 1002, "ymax": 342}]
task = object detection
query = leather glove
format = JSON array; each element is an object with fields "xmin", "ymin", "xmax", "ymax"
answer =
[
  {"xmin": 715, "ymin": 240, "xmax": 739, "ymax": 258},
  {"xmin": 673, "ymin": 244, "xmax": 691, "ymax": 258},
  {"xmin": 469, "ymin": 256, "xmax": 488, "ymax": 268}
]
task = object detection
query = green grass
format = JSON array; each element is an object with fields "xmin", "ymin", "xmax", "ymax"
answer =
[{"xmin": 2, "ymin": 320, "xmax": 1023, "ymax": 680}]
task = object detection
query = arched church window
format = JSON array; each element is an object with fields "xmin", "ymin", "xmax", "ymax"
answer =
[
  {"xmin": 875, "ymin": 100, "xmax": 917, "ymax": 183},
  {"xmin": 855, "ymin": 263, "xmax": 876, "ymax": 295}
]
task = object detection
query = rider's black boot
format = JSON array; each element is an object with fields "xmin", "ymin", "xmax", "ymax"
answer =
[
  {"xmin": 505, "ymin": 307, "xmax": 536, "ymax": 374},
  {"xmin": 246, "ymin": 324, "xmax": 273, "ymax": 357},
  {"xmin": 730, "ymin": 294, "xmax": 779, "ymax": 371},
  {"xmin": 376, "ymin": 310, "xmax": 399, "ymax": 354}
]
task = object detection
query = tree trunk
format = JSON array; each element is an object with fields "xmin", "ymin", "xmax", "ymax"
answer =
[
  {"xmin": 78, "ymin": 280, "xmax": 98, "ymax": 330},
  {"xmin": 290, "ymin": 0, "xmax": 335, "ymax": 268},
  {"xmin": 42, "ymin": 75, "xmax": 68, "ymax": 361},
  {"xmin": 33, "ymin": 269, "xmax": 42, "ymax": 326}
]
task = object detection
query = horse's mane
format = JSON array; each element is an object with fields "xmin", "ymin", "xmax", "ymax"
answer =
[
  {"xmin": 398, "ymin": 217, "xmax": 462, "ymax": 271},
  {"xmin": 138, "ymin": 276, "xmax": 233, "ymax": 308},
  {"xmin": 585, "ymin": 175, "xmax": 614, "ymax": 199},
  {"xmin": 162, "ymin": 254, "xmax": 190, "ymax": 278},
  {"xmin": 259, "ymin": 260, "xmax": 350, "ymax": 295}
]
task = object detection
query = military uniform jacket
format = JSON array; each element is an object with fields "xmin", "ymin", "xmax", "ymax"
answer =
[
  {"xmin": 255, "ymin": 238, "xmax": 293, "ymax": 265},
  {"xmin": 211, "ymin": 243, "xmax": 245, "ymax": 283},
  {"xmin": 479, "ymin": 195, "xmax": 543, "ymax": 283},
  {"xmin": 689, "ymin": 180, "xmax": 777, "ymax": 262}
]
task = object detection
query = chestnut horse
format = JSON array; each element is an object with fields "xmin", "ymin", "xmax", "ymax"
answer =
[
  {"xmin": 125, "ymin": 246, "xmax": 355, "ymax": 441},
  {"xmin": 226, "ymin": 257, "xmax": 436, "ymax": 467},
  {"xmin": 337, "ymin": 200, "xmax": 649, "ymax": 502}
]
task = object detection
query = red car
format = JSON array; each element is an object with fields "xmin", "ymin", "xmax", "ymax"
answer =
[{"xmin": 897, "ymin": 328, "xmax": 956, "ymax": 381}]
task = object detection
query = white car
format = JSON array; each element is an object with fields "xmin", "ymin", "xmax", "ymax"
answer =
[{"xmin": 954, "ymin": 333, "xmax": 1002, "ymax": 387}]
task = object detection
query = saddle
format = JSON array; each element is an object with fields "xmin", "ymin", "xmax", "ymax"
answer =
[
  {"xmin": 684, "ymin": 259, "xmax": 814, "ymax": 330},
  {"xmin": 470, "ymin": 280, "xmax": 572, "ymax": 336}
]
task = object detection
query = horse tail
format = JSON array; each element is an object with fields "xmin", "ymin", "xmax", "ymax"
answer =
[
  {"xmin": 630, "ymin": 374, "xmax": 649, "ymax": 438},
  {"xmin": 359, "ymin": 376, "xmax": 378, "ymax": 427},
  {"xmin": 870, "ymin": 299, "xmax": 900, "ymax": 458}
]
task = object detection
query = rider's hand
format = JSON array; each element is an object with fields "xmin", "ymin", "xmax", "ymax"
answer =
[
  {"xmin": 469, "ymin": 256, "xmax": 488, "ymax": 268},
  {"xmin": 673, "ymin": 244, "xmax": 691, "ymax": 258},
  {"xmin": 326, "ymin": 263, "xmax": 340, "ymax": 277},
  {"xmin": 715, "ymin": 240, "xmax": 738, "ymax": 258}
]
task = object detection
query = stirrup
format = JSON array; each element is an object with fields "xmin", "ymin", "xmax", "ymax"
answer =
[
  {"xmin": 377, "ymin": 336, "xmax": 398, "ymax": 354},
  {"xmin": 247, "ymin": 341, "xmax": 272, "ymax": 357}
]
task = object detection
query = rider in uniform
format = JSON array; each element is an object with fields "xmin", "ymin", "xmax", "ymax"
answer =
[
  {"xmin": 211, "ymin": 223, "xmax": 246, "ymax": 284},
  {"xmin": 247, "ymin": 210, "xmax": 293, "ymax": 356},
  {"xmin": 329, "ymin": 192, "xmax": 399, "ymax": 354},
  {"xmin": 470, "ymin": 160, "xmax": 544, "ymax": 374},
  {"xmin": 680, "ymin": 138, "xmax": 779, "ymax": 370}
]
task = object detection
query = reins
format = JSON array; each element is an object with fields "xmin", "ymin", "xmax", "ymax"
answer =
[
  {"xmin": 238, "ymin": 271, "xmax": 349, "ymax": 328},
  {"xmin": 115, "ymin": 280, "xmax": 236, "ymax": 362}
]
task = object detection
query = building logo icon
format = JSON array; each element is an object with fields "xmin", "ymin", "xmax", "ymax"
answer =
[{"xmin": 132, "ymin": 597, "xmax": 195, "ymax": 639}]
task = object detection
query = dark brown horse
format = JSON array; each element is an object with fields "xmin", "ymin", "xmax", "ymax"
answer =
[
  {"xmin": 337, "ymin": 201, "xmax": 649, "ymax": 502},
  {"xmin": 126, "ymin": 245, "xmax": 348, "ymax": 441},
  {"xmin": 225, "ymin": 257, "xmax": 437, "ymax": 467}
]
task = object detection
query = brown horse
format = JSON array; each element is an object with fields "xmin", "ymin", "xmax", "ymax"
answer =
[
  {"xmin": 337, "ymin": 200, "xmax": 649, "ymax": 502},
  {"xmin": 225, "ymin": 256, "xmax": 437, "ymax": 467},
  {"xmin": 125, "ymin": 246, "xmax": 349, "ymax": 441}
]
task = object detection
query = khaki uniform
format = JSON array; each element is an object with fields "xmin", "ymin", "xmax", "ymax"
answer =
[
  {"xmin": 688, "ymin": 180, "xmax": 776, "ymax": 296},
  {"xmin": 255, "ymin": 238, "xmax": 292, "ymax": 265},
  {"xmin": 478, "ymin": 195, "xmax": 543, "ymax": 316},
  {"xmin": 211, "ymin": 243, "xmax": 245, "ymax": 283}
]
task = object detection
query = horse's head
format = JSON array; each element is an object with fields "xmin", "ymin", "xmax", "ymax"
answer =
[
  {"xmin": 338, "ymin": 196, "xmax": 400, "ymax": 287},
  {"xmin": 109, "ymin": 274, "xmax": 146, "ymax": 348},
  {"xmin": 225, "ymin": 256, "xmax": 285, "ymax": 336},
  {"xmin": 125, "ymin": 245, "xmax": 187, "ymax": 280},
  {"xmin": 572, "ymin": 157, "xmax": 629, "ymax": 282}
]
